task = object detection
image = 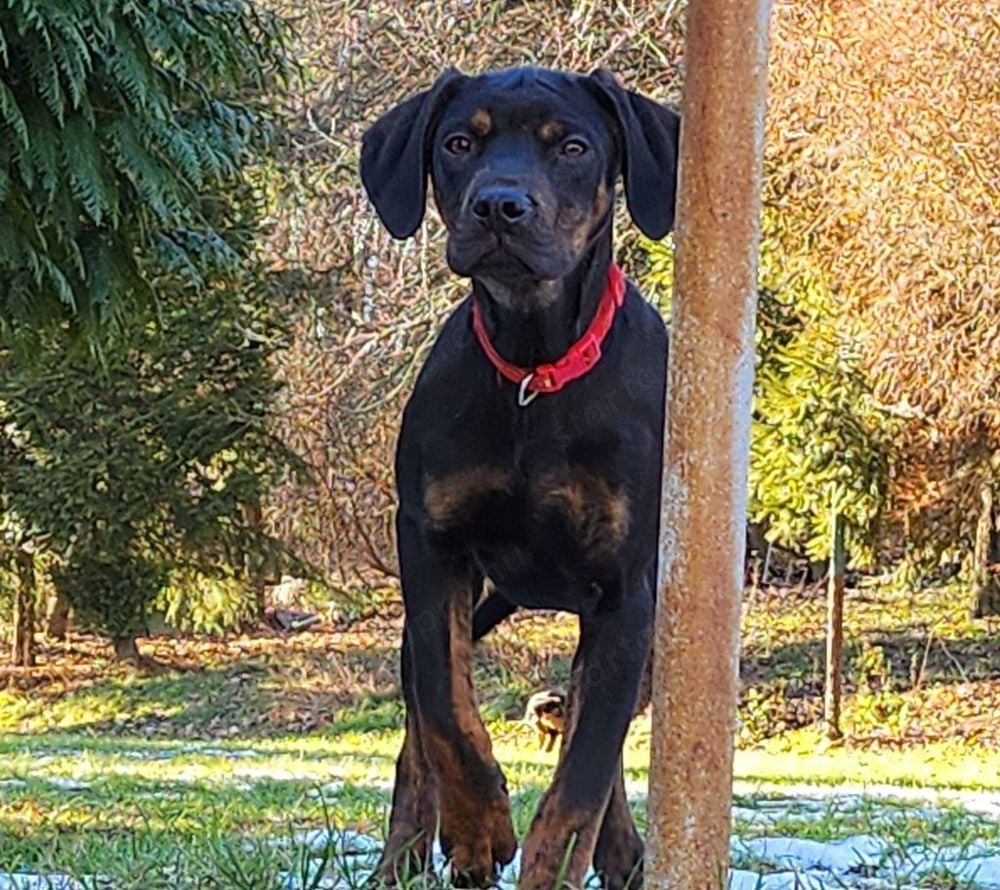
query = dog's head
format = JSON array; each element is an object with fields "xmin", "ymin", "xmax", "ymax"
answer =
[{"xmin": 361, "ymin": 67, "xmax": 679, "ymax": 292}]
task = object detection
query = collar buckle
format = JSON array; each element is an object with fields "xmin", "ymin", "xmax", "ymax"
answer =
[{"xmin": 518, "ymin": 374, "xmax": 540, "ymax": 407}]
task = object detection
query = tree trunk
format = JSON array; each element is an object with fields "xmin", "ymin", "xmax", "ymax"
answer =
[
  {"xmin": 990, "ymin": 498, "xmax": 1000, "ymax": 566},
  {"xmin": 12, "ymin": 551, "xmax": 37, "ymax": 667},
  {"xmin": 113, "ymin": 635, "xmax": 141, "ymax": 663},
  {"xmin": 972, "ymin": 484, "xmax": 1000, "ymax": 618},
  {"xmin": 243, "ymin": 500, "xmax": 270, "ymax": 617},
  {"xmin": 809, "ymin": 557, "xmax": 830, "ymax": 584},
  {"xmin": 46, "ymin": 591, "xmax": 71, "ymax": 640},
  {"xmin": 824, "ymin": 509, "xmax": 846, "ymax": 739},
  {"xmin": 112, "ymin": 635, "xmax": 167, "ymax": 673},
  {"xmin": 974, "ymin": 483, "xmax": 993, "ymax": 584}
]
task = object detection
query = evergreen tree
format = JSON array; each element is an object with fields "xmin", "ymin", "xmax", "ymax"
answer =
[
  {"xmin": 643, "ymin": 225, "xmax": 896, "ymax": 569},
  {"xmin": 0, "ymin": 281, "xmax": 295, "ymax": 662},
  {"xmin": 0, "ymin": 1, "xmax": 293, "ymax": 661},
  {"xmin": 0, "ymin": 1, "xmax": 288, "ymax": 342}
]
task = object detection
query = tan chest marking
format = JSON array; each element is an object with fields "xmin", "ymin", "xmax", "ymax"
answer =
[
  {"xmin": 535, "ymin": 469, "xmax": 630, "ymax": 555},
  {"xmin": 424, "ymin": 467, "xmax": 514, "ymax": 529}
]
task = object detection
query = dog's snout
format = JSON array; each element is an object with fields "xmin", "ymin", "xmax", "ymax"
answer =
[{"xmin": 471, "ymin": 186, "xmax": 536, "ymax": 228}]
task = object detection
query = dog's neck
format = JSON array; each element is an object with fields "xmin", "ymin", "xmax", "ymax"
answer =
[{"xmin": 472, "ymin": 230, "xmax": 614, "ymax": 369}]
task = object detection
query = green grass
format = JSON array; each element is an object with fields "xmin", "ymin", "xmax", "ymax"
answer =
[
  {"xmin": 0, "ymin": 581, "xmax": 997, "ymax": 886},
  {"xmin": 0, "ymin": 723, "xmax": 552, "ymax": 886},
  {"xmin": 736, "ymin": 731, "xmax": 1000, "ymax": 791},
  {"xmin": 2, "ymin": 719, "xmax": 999, "ymax": 886}
]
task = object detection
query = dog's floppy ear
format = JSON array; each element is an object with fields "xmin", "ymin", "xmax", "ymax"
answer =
[
  {"xmin": 587, "ymin": 69, "xmax": 680, "ymax": 240},
  {"xmin": 360, "ymin": 68, "xmax": 465, "ymax": 240}
]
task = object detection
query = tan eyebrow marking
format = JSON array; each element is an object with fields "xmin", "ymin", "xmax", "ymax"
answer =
[
  {"xmin": 538, "ymin": 120, "xmax": 566, "ymax": 142},
  {"xmin": 470, "ymin": 109, "xmax": 492, "ymax": 136}
]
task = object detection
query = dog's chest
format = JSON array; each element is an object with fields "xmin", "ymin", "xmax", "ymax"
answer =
[{"xmin": 422, "ymin": 462, "xmax": 630, "ymax": 561}]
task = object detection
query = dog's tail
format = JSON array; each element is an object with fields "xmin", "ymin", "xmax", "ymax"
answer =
[{"xmin": 472, "ymin": 590, "xmax": 517, "ymax": 641}]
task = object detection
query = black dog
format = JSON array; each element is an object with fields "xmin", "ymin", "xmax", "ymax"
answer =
[{"xmin": 360, "ymin": 67, "xmax": 678, "ymax": 890}]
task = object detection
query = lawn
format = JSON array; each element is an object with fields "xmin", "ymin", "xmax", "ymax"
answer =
[{"xmin": 1, "ymin": 583, "xmax": 998, "ymax": 888}]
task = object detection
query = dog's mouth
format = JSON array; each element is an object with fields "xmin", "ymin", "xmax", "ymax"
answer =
[{"xmin": 446, "ymin": 229, "xmax": 565, "ymax": 282}]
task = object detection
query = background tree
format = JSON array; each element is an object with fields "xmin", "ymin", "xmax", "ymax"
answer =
[
  {"xmin": 749, "ymin": 265, "xmax": 894, "ymax": 569},
  {"xmin": 643, "ymin": 224, "xmax": 896, "ymax": 572},
  {"xmin": 0, "ymin": 280, "xmax": 297, "ymax": 663},
  {"xmin": 0, "ymin": 514, "xmax": 45, "ymax": 667},
  {"xmin": 0, "ymin": 0, "xmax": 293, "ymax": 662},
  {"xmin": 766, "ymin": 0, "xmax": 998, "ymax": 605},
  {"xmin": 748, "ymin": 255, "xmax": 896, "ymax": 737}
]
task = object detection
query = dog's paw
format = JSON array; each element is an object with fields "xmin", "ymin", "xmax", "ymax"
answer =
[
  {"xmin": 593, "ymin": 831, "xmax": 644, "ymax": 890},
  {"xmin": 372, "ymin": 829, "xmax": 434, "ymax": 887},
  {"xmin": 441, "ymin": 795, "xmax": 517, "ymax": 887},
  {"xmin": 519, "ymin": 791, "xmax": 602, "ymax": 890}
]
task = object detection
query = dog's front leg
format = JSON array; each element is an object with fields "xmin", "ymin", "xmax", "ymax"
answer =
[
  {"xmin": 593, "ymin": 655, "xmax": 654, "ymax": 890},
  {"xmin": 519, "ymin": 584, "xmax": 653, "ymax": 890},
  {"xmin": 392, "ymin": 514, "xmax": 517, "ymax": 887},
  {"xmin": 593, "ymin": 759, "xmax": 645, "ymax": 890}
]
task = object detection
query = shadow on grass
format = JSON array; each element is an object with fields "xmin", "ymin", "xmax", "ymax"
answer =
[
  {"xmin": 5, "ymin": 602, "xmax": 997, "ymax": 749},
  {"xmin": 2, "ymin": 648, "xmax": 408, "ymax": 741},
  {"xmin": 742, "ymin": 630, "xmax": 1000, "ymax": 690},
  {"xmin": 738, "ymin": 629, "xmax": 1000, "ymax": 743}
]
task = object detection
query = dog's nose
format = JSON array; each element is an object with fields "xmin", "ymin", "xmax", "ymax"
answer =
[{"xmin": 471, "ymin": 187, "xmax": 536, "ymax": 228}]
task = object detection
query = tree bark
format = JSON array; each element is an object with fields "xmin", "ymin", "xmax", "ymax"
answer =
[
  {"xmin": 46, "ymin": 591, "xmax": 71, "ymax": 640},
  {"xmin": 824, "ymin": 509, "xmax": 846, "ymax": 739},
  {"xmin": 112, "ymin": 635, "xmax": 168, "ymax": 673},
  {"xmin": 243, "ymin": 499, "xmax": 270, "ymax": 617},
  {"xmin": 113, "ymin": 635, "xmax": 141, "ymax": 664},
  {"xmin": 974, "ymin": 483, "xmax": 993, "ymax": 584},
  {"xmin": 12, "ymin": 551, "xmax": 37, "ymax": 667}
]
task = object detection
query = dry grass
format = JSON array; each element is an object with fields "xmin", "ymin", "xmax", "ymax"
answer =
[
  {"xmin": 3, "ymin": 583, "xmax": 997, "ymax": 749},
  {"xmin": 0, "ymin": 607, "xmax": 580, "ymax": 738}
]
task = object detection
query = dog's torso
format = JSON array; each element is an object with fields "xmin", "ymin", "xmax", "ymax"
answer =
[{"xmin": 396, "ymin": 283, "xmax": 666, "ymax": 615}]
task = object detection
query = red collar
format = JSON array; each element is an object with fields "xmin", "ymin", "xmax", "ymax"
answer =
[{"xmin": 470, "ymin": 263, "xmax": 627, "ymax": 406}]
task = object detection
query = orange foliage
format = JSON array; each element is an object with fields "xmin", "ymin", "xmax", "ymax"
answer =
[
  {"xmin": 767, "ymin": 0, "xmax": 998, "ymax": 550},
  {"xmin": 261, "ymin": 0, "xmax": 996, "ymax": 580}
]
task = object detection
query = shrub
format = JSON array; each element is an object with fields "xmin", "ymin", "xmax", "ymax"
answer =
[{"xmin": 0, "ymin": 280, "xmax": 297, "ymax": 658}]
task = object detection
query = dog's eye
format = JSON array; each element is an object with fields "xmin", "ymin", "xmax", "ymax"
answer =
[
  {"xmin": 561, "ymin": 138, "xmax": 589, "ymax": 157},
  {"xmin": 444, "ymin": 134, "xmax": 473, "ymax": 155}
]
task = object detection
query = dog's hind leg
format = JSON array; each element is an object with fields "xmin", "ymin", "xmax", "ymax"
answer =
[
  {"xmin": 394, "ymin": 515, "xmax": 517, "ymax": 887},
  {"xmin": 375, "ymin": 631, "xmax": 438, "ymax": 883},
  {"xmin": 518, "ymin": 583, "xmax": 653, "ymax": 890},
  {"xmin": 593, "ymin": 760, "xmax": 644, "ymax": 890},
  {"xmin": 472, "ymin": 589, "xmax": 517, "ymax": 641}
]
